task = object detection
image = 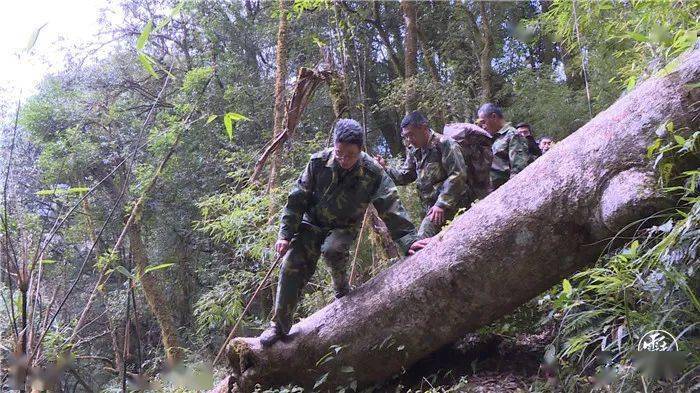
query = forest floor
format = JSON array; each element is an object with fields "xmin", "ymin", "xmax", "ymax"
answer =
[{"xmin": 380, "ymin": 304, "xmax": 558, "ymax": 392}]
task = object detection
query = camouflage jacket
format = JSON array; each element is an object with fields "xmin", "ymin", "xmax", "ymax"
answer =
[
  {"xmin": 279, "ymin": 149, "xmax": 418, "ymax": 254},
  {"xmin": 524, "ymin": 134, "xmax": 542, "ymax": 164},
  {"xmin": 490, "ymin": 124, "xmax": 529, "ymax": 187},
  {"xmin": 387, "ymin": 130, "xmax": 468, "ymax": 211}
]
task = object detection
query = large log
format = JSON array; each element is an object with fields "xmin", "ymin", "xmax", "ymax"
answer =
[{"xmin": 216, "ymin": 48, "xmax": 700, "ymax": 392}]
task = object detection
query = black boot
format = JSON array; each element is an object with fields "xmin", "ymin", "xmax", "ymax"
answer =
[{"xmin": 259, "ymin": 323, "xmax": 284, "ymax": 347}]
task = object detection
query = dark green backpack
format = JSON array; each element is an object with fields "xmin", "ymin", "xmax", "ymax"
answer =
[{"xmin": 443, "ymin": 123, "xmax": 494, "ymax": 200}]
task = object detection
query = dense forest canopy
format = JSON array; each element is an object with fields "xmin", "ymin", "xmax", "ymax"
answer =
[{"xmin": 0, "ymin": 0, "xmax": 698, "ymax": 391}]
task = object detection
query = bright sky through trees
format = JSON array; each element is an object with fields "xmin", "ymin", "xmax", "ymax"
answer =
[{"xmin": 0, "ymin": 0, "xmax": 111, "ymax": 98}]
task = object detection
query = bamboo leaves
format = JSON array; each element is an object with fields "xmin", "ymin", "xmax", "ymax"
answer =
[
  {"xmin": 222, "ymin": 112, "xmax": 250, "ymax": 141},
  {"xmin": 135, "ymin": 1, "xmax": 185, "ymax": 78}
]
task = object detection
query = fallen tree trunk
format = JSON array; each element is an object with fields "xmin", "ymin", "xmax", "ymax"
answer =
[{"xmin": 215, "ymin": 48, "xmax": 700, "ymax": 392}]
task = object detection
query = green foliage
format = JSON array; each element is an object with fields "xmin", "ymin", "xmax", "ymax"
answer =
[
  {"xmin": 380, "ymin": 75, "xmax": 477, "ymax": 125},
  {"xmin": 144, "ymin": 262, "xmax": 175, "ymax": 274},
  {"xmin": 135, "ymin": 1, "xmax": 186, "ymax": 79},
  {"xmin": 95, "ymin": 249, "xmax": 119, "ymax": 271},
  {"xmin": 181, "ymin": 66, "xmax": 213, "ymax": 94},
  {"xmin": 35, "ymin": 126, "xmax": 101, "ymax": 184},
  {"xmin": 136, "ymin": 20, "xmax": 153, "ymax": 52},
  {"xmin": 41, "ymin": 328, "xmax": 73, "ymax": 362},
  {"xmin": 196, "ymin": 185, "xmax": 279, "ymax": 262},
  {"xmin": 222, "ymin": 112, "xmax": 250, "ymax": 141},
  {"xmin": 8, "ymin": 0, "xmax": 700, "ymax": 389},
  {"xmin": 504, "ymin": 69, "xmax": 590, "ymax": 140},
  {"xmin": 35, "ymin": 186, "xmax": 89, "ymax": 196},
  {"xmin": 290, "ymin": 0, "xmax": 329, "ymax": 18},
  {"xmin": 20, "ymin": 79, "xmax": 84, "ymax": 142},
  {"xmin": 541, "ymin": 131, "xmax": 700, "ymax": 391},
  {"xmin": 193, "ymin": 269, "xmax": 259, "ymax": 335},
  {"xmin": 541, "ymin": 0, "xmax": 699, "ymax": 90}
]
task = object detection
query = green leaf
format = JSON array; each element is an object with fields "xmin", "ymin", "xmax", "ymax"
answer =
[
  {"xmin": 666, "ymin": 121, "xmax": 675, "ymax": 133},
  {"xmin": 562, "ymin": 279, "xmax": 573, "ymax": 296},
  {"xmin": 341, "ymin": 366, "xmax": 354, "ymax": 373},
  {"xmin": 646, "ymin": 138, "xmax": 662, "ymax": 158},
  {"xmin": 26, "ymin": 22, "xmax": 48, "ymax": 52},
  {"xmin": 226, "ymin": 112, "xmax": 250, "ymax": 122},
  {"xmin": 674, "ymin": 135, "xmax": 686, "ymax": 146},
  {"xmin": 685, "ymin": 82, "xmax": 700, "ymax": 90},
  {"xmin": 223, "ymin": 115, "xmax": 233, "ymax": 140},
  {"xmin": 36, "ymin": 187, "xmax": 89, "ymax": 197},
  {"xmin": 138, "ymin": 53, "xmax": 159, "ymax": 78},
  {"xmin": 41, "ymin": 259, "xmax": 57, "ymax": 265},
  {"xmin": 313, "ymin": 372, "xmax": 328, "ymax": 389},
  {"xmin": 315, "ymin": 352, "xmax": 334, "ymax": 367},
  {"xmin": 311, "ymin": 35, "xmax": 326, "ymax": 48},
  {"xmin": 171, "ymin": 0, "xmax": 185, "ymax": 18},
  {"xmin": 222, "ymin": 112, "xmax": 250, "ymax": 141},
  {"xmin": 206, "ymin": 115, "xmax": 217, "ymax": 124},
  {"xmin": 155, "ymin": 18, "xmax": 170, "ymax": 32},
  {"xmin": 136, "ymin": 21, "xmax": 153, "ymax": 51},
  {"xmin": 144, "ymin": 263, "xmax": 175, "ymax": 274},
  {"xmin": 155, "ymin": 1, "xmax": 185, "ymax": 31},
  {"xmin": 628, "ymin": 31, "xmax": 648, "ymax": 42},
  {"xmin": 115, "ymin": 265, "xmax": 134, "ymax": 279}
]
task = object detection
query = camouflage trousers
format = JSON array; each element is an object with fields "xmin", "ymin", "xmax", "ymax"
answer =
[
  {"xmin": 490, "ymin": 170, "xmax": 509, "ymax": 191},
  {"xmin": 271, "ymin": 222, "xmax": 357, "ymax": 334}
]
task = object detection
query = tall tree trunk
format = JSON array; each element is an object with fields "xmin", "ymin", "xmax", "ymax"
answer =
[
  {"xmin": 417, "ymin": 27, "xmax": 440, "ymax": 84},
  {"xmin": 266, "ymin": 0, "xmax": 290, "ymax": 198},
  {"xmin": 370, "ymin": 0, "xmax": 404, "ymax": 79},
  {"xmin": 128, "ymin": 223, "xmax": 183, "ymax": 364},
  {"xmin": 478, "ymin": 1, "xmax": 494, "ymax": 102},
  {"xmin": 417, "ymin": 26, "xmax": 445, "ymax": 128},
  {"xmin": 401, "ymin": 0, "xmax": 418, "ymax": 112},
  {"xmin": 365, "ymin": 78, "xmax": 403, "ymax": 155},
  {"xmin": 212, "ymin": 48, "xmax": 700, "ymax": 393},
  {"xmin": 173, "ymin": 234, "xmax": 195, "ymax": 327}
]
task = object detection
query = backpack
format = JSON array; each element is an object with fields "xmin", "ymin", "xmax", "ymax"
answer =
[{"xmin": 443, "ymin": 123, "xmax": 494, "ymax": 201}]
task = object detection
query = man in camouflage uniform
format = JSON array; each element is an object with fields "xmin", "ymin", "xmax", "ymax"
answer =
[
  {"xmin": 515, "ymin": 122, "xmax": 542, "ymax": 164},
  {"xmin": 259, "ymin": 119, "xmax": 418, "ymax": 346},
  {"xmin": 376, "ymin": 111, "xmax": 468, "ymax": 239},
  {"xmin": 477, "ymin": 103, "xmax": 529, "ymax": 190},
  {"xmin": 539, "ymin": 136, "xmax": 554, "ymax": 154}
]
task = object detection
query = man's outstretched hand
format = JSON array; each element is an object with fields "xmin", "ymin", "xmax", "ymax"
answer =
[
  {"xmin": 408, "ymin": 237, "xmax": 432, "ymax": 255},
  {"xmin": 276, "ymin": 239, "xmax": 290, "ymax": 257}
]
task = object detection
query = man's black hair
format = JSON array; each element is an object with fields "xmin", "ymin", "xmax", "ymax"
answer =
[
  {"xmin": 333, "ymin": 118, "xmax": 365, "ymax": 147},
  {"xmin": 515, "ymin": 122, "xmax": 530, "ymax": 130},
  {"xmin": 477, "ymin": 103, "xmax": 503, "ymax": 119},
  {"xmin": 400, "ymin": 111, "xmax": 429, "ymax": 129}
]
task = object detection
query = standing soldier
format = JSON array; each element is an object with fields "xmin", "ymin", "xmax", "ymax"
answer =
[
  {"xmin": 259, "ymin": 119, "xmax": 419, "ymax": 346},
  {"xmin": 477, "ymin": 103, "xmax": 529, "ymax": 190},
  {"xmin": 376, "ymin": 111, "xmax": 467, "ymax": 239},
  {"xmin": 515, "ymin": 122, "xmax": 542, "ymax": 163}
]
